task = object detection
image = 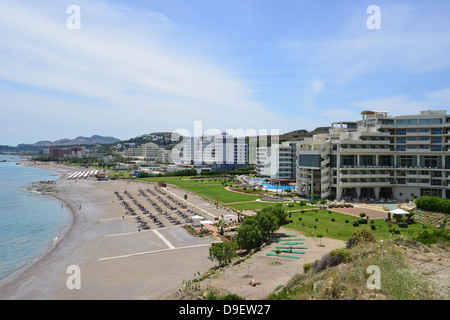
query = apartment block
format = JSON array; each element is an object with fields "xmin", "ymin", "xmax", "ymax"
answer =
[
  {"xmin": 296, "ymin": 110, "xmax": 450, "ymax": 200},
  {"xmin": 177, "ymin": 132, "xmax": 248, "ymax": 171},
  {"xmin": 256, "ymin": 141, "xmax": 297, "ymax": 180},
  {"xmin": 121, "ymin": 142, "xmax": 170, "ymax": 163},
  {"xmin": 49, "ymin": 146, "xmax": 86, "ymax": 159}
]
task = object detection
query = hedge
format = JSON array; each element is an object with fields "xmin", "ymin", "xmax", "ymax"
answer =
[{"xmin": 415, "ymin": 196, "xmax": 450, "ymax": 214}]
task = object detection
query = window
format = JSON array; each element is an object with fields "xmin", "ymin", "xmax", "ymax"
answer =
[
  {"xmin": 379, "ymin": 155, "xmax": 393, "ymax": 166},
  {"xmin": 407, "ymin": 129, "xmax": 417, "ymax": 133},
  {"xmin": 397, "ymin": 129, "xmax": 407, "ymax": 135},
  {"xmin": 330, "ymin": 155, "xmax": 337, "ymax": 168},
  {"xmin": 407, "ymin": 137, "xmax": 417, "ymax": 141},
  {"xmin": 397, "ymin": 137, "xmax": 406, "ymax": 143},
  {"xmin": 298, "ymin": 155, "xmax": 320, "ymax": 167},
  {"xmin": 431, "ymin": 137, "xmax": 442, "ymax": 143},
  {"xmin": 419, "ymin": 118, "xmax": 442, "ymax": 125},
  {"xmin": 431, "ymin": 128, "xmax": 442, "ymax": 134},
  {"xmin": 341, "ymin": 155, "xmax": 357, "ymax": 167},
  {"xmin": 360, "ymin": 155, "xmax": 375, "ymax": 166},
  {"xmin": 398, "ymin": 156, "xmax": 415, "ymax": 167},
  {"xmin": 423, "ymin": 156, "xmax": 438, "ymax": 168},
  {"xmin": 397, "ymin": 145, "xmax": 406, "ymax": 151},
  {"xmin": 397, "ymin": 119, "xmax": 418, "ymax": 125}
]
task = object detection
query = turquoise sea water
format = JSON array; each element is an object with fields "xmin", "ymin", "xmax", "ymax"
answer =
[{"xmin": 0, "ymin": 155, "xmax": 71, "ymax": 282}]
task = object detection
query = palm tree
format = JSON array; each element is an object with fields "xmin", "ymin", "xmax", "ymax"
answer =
[{"xmin": 215, "ymin": 219, "xmax": 228, "ymax": 236}]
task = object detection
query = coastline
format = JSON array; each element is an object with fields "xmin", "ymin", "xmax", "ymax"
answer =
[
  {"xmin": 0, "ymin": 161, "xmax": 218, "ymax": 299},
  {"xmin": 1, "ymin": 160, "xmax": 347, "ymax": 300},
  {"xmin": 0, "ymin": 161, "xmax": 75, "ymax": 289}
]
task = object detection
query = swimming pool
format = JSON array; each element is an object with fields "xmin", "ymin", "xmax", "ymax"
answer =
[
  {"xmin": 262, "ymin": 184, "xmax": 297, "ymax": 191},
  {"xmin": 368, "ymin": 203, "xmax": 399, "ymax": 210},
  {"xmin": 250, "ymin": 178, "xmax": 297, "ymax": 191}
]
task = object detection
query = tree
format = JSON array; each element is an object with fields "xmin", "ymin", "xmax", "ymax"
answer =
[
  {"xmin": 208, "ymin": 241, "xmax": 237, "ymax": 267},
  {"xmin": 262, "ymin": 205, "xmax": 287, "ymax": 227},
  {"xmin": 235, "ymin": 223, "xmax": 262, "ymax": 252},
  {"xmin": 317, "ymin": 234, "xmax": 324, "ymax": 247},
  {"xmin": 215, "ymin": 219, "xmax": 228, "ymax": 236},
  {"xmin": 253, "ymin": 210, "xmax": 278, "ymax": 240},
  {"xmin": 274, "ymin": 249, "xmax": 282, "ymax": 263}
]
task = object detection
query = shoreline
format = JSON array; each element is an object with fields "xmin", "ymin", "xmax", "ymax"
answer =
[
  {"xmin": 0, "ymin": 161, "xmax": 75, "ymax": 288},
  {"xmin": 1, "ymin": 160, "xmax": 347, "ymax": 300},
  {"xmin": 0, "ymin": 161, "xmax": 220, "ymax": 299}
]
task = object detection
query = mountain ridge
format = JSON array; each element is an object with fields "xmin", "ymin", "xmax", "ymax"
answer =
[{"xmin": 16, "ymin": 135, "xmax": 121, "ymax": 147}]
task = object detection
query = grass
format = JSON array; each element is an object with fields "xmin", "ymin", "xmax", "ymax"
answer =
[
  {"xmin": 135, "ymin": 175, "xmax": 436, "ymax": 243},
  {"xmin": 285, "ymin": 209, "xmax": 431, "ymax": 242},
  {"xmin": 267, "ymin": 240, "xmax": 442, "ymax": 300},
  {"xmin": 137, "ymin": 176, "xmax": 260, "ymax": 204}
]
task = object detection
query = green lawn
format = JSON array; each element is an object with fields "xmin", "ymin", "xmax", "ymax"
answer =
[
  {"xmin": 137, "ymin": 176, "xmax": 261, "ymax": 204},
  {"xmin": 285, "ymin": 209, "xmax": 431, "ymax": 241},
  {"xmin": 228, "ymin": 201, "xmax": 314, "ymax": 211},
  {"xmin": 136, "ymin": 175, "xmax": 434, "ymax": 243}
]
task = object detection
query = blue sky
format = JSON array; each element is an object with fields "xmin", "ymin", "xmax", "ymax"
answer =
[{"xmin": 0, "ymin": 0, "xmax": 449, "ymax": 145}]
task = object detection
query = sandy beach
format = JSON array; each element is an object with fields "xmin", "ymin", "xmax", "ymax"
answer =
[{"xmin": 0, "ymin": 161, "xmax": 346, "ymax": 300}]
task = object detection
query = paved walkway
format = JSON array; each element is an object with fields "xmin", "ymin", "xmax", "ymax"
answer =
[{"xmin": 328, "ymin": 206, "xmax": 388, "ymax": 219}]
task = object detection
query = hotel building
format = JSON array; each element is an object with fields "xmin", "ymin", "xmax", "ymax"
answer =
[
  {"xmin": 256, "ymin": 141, "xmax": 297, "ymax": 181},
  {"xmin": 176, "ymin": 132, "xmax": 248, "ymax": 171},
  {"xmin": 296, "ymin": 110, "xmax": 450, "ymax": 200},
  {"xmin": 121, "ymin": 142, "xmax": 171, "ymax": 163},
  {"xmin": 48, "ymin": 146, "xmax": 86, "ymax": 159}
]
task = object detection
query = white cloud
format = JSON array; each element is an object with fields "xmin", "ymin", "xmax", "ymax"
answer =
[
  {"xmin": 0, "ymin": 1, "xmax": 298, "ymax": 144},
  {"xmin": 424, "ymin": 88, "xmax": 450, "ymax": 103},
  {"xmin": 311, "ymin": 80, "xmax": 325, "ymax": 96}
]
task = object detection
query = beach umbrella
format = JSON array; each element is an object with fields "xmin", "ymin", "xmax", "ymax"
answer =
[{"xmin": 191, "ymin": 215, "xmax": 204, "ymax": 220}]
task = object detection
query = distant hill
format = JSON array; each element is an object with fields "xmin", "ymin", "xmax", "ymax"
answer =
[
  {"xmin": 113, "ymin": 128, "xmax": 332, "ymax": 151},
  {"xmin": 280, "ymin": 127, "xmax": 331, "ymax": 141},
  {"xmin": 17, "ymin": 135, "xmax": 121, "ymax": 148}
]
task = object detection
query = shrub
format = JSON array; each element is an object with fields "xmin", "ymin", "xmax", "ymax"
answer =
[
  {"xmin": 415, "ymin": 196, "xmax": 450, "ymax": 213},
  {"xmin": 345, "ymin": 220, "xmax": 349, "ymax": 223},
  {"xmin": 359, "ymin": 212, "xmax": 366, "ymax": 218},
  {"xmin": 220, "ymin": 293, "xmax": 245, "ymax": 300},
  {"xmin": 312, "ymin": 252, "xmax": 343, "ymax": 273},
  {"xmin": 353, "ymin": 221, "xmax": 359, "ymax": 227},
  {"xmin": 331, "ymin": 218, "xmax": 335, "ymax": 222},
  {"xmin": 303, "ymin": 263, "xmax": 312, "ymax": 273},
  {"xmin": 398, "ymin": 223, "xmax": 408, "ymax": 228},
  {"xmin": 347, "ymin": 229, "xmax": 375, "ymax": 249},
  {"xmin": 358, "ymin": 219, "xmax": 368, "ymax": 224},
  {"xmin": 330, "ymin": 248, "xmax": 352, "ymax": 263},
  {"xmin": 416, "ymin": 229, "xmax": 450, "ymax": 244}
]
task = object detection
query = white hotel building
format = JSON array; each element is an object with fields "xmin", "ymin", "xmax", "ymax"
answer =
[
  {"xmin": 176, "ymin": 132, "xmax": 248, "ymax": 171},
  {"xmin": 296, "ymin": 110, "xmax": 450, "ymax": 201}
]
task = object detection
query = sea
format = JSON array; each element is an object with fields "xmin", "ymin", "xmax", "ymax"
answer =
[{"xmin": 0, "ymin": 155, "xmax": 71, "ymax": 282}]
